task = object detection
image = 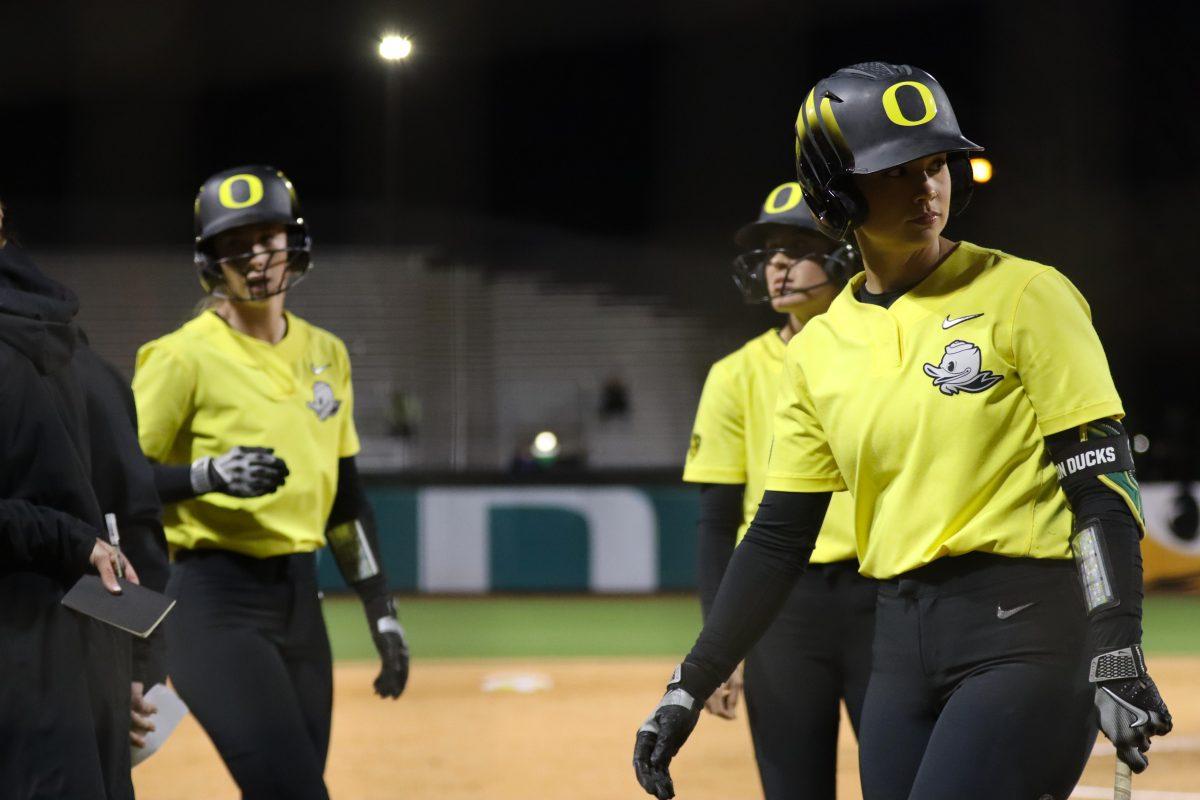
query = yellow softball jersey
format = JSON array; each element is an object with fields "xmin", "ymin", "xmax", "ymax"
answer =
[
  {"xmin": 683, "ymin": 329, "xmax": 857, "ymax": 563},
  {"xmin": 764, "ymin": 242, "xmax": 1124, "ymax": 579},
  {"xmin": 133, "ymin": 310, "xmax": 360, "ymax": 558}
]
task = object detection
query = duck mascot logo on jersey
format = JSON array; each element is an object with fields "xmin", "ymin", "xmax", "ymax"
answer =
[
  {"xmin": 307, "ymin": 381, "xmax": 342, "ymax": 420},
  {"xmin": 923, "ymin": 340, "xmax": 1002, "ymax": 396}
]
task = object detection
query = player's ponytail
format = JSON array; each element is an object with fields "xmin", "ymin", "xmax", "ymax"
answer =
[{"xmin": 191, "ymin": 293, "xmax": 220, "ymax": 319}]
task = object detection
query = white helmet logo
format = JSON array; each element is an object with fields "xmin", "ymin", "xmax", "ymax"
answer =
[{"xmin": 922, "ymin": 340, "xmax": 1002, "ymax": 396}]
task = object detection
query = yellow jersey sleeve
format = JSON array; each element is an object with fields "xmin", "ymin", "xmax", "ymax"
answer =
[
  {"xmin": 682, "ymin": 358, "xmax": 746, "ymax": 484},
  {"xmin": 132, "ymin": 340, "xmax": 197, "ymax": 462},
  {"xmin": 335, "ymin": 339, "xmax": 361, "ymax": 459},
  {"xmin": 764, "ymin": 339, "xmax": 847, "ymax": 493},
  {"xmin": 1010, "ymin": 269, "xmax": 1124, "ymax": 436}
]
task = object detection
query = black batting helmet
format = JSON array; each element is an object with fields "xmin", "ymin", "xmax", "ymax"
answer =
[
  {"xmin": 193, "ymin": 165, "xmax": 312, "ymax": 298},
  {"xmin": 731, "ymin": 181, "xmax": 860, "ymax": 304},
  {"xmin": 794, "ymin": 63, "xmax": 982, "ymax": 239},
  {"xmin": 733, "ymin": 181, "xmax": 824, "ymax": 249}
]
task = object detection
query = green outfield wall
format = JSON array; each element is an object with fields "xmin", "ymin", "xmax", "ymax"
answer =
[
  {"xmin": 318, "ymin": 482, "xmax": 699, "ymax": 593},
  {"xmin": 318, "ymin": 480, "xmax": 1198, "ymax": 594}
]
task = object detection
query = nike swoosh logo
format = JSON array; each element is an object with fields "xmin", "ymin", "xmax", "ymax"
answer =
[
  {"xmin": 943, "ymin": 313, "xmax": 984, "ymax": 329},
  {"xmin": 311, "ymin": 363, "xmax": 330, "ymax": 375},
  {"xmin": 1100, "ymin": 686, "xmax": 1151, "ymax": 728},
  {"xmin": 996, "ymin": 602, "xmax": 1036, "ymax": 620}
]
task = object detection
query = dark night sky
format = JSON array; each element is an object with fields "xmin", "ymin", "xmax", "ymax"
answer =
[{"xmin": 2, "ymin": 0, "xmax": 1197, "ymax": 473}]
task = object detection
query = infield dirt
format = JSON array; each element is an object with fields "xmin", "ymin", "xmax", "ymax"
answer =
[{"xmin": 134, "ymin": 656, "xmax": 1200, "ymax": 799}]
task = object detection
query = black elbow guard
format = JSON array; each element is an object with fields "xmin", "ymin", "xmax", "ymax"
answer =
[
  {"xmin": 1052, "ymin": 423, "xmax": 1135, "ymax": 491},
  {"xmin": 1049, "ymin": 418, "xmax": 1145, "ymax": 535}
]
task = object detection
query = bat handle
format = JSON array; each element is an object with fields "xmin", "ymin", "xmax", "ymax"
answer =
[{"xmin": 1114, "ymin": 759, "xmax": 1132, "ymax": 800}]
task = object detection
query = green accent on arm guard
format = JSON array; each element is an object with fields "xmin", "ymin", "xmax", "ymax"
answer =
[{"xmin": 1080, "ymin": 419, "xmax": 1145, "ymax": 536}]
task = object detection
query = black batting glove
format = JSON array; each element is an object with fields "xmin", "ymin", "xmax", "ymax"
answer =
[
  {"xmin": 191, "ymin": 446, "xmax": 290, "ymax": 498},
  {"xmin": 366, "ymin": 596, "xmax": 409, "ymax": 699},
  {"xmin": 633, "ymin": 665, "xmax": 703, "ymax": 799},
  {"xmin": 1091, "ymin": 645, "xmax": 1173, "ymax": 772}
]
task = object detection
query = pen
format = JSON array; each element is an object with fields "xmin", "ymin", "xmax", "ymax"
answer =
[{"xmin": 104, "ymin": 513, "xmax": 124, "ymax": 581}]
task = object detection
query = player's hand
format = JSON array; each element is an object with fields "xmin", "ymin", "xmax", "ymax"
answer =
[
  {"xmin": 130, "ymin": 681, "xmax": 157, "ymax": 748},
  {"xmin": 192, "ymin": 446, "xmax": 290, "ymax": 498},
  {"xmin": 367, "ymin": 597, "xmax": 409, "ymax": 699},
  {"xmin": 633, "ymin": 667, "xmax": 702, "ymax": 799},
  {"xmin": 89, "ymin": 539, "xmax": 139, "ymax": 594},
  {"xmin": 704, "ymin": 661, "xmax": 744, "ymax": 720},
  {"xmin": 1095, "ymin": 675, "xmax": 1172, "ymax": 772},
  {"xmin": 1091, "ymin": 645, "xmax": 1173, "ymax": 773}
]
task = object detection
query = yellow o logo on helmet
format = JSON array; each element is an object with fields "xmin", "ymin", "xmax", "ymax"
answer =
[
  {"xmin": 764, "ymin": 182, "xmax": 804, "ymax": 215},
  {"xmin": 881, "ymin": 81, "xmax": 938, "ymax": 127},
  {"xmin": 217, "ymin": 174, "xmax": 265, "ymax": 209}
]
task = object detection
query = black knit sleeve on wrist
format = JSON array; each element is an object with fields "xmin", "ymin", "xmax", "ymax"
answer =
[{"xmin": 151, "ymin": 461, "xmax": 199, "ymax": 505}]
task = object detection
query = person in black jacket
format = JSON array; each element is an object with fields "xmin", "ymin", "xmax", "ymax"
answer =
[
  {"xmin": 72, "ymin": 338, "xmax": 172, "ymax": 749},
  {"xmin": 0, "ymin": 235, "xmax": 139, "ymax": 800}
]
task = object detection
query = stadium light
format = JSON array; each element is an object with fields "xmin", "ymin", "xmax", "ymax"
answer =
[
  {"xmin": 970, "ymin": 157, "xmax": 993, "ymax": 184},
  {"xmin": 378, "ymin": 32, "xmax": 412, "ymax": 238},
  {"xmin": 531, "ymin": 431, "xmax": 561, "ymax": 460},
  {"xmin": 379, "ymin": 34, "xmax": 413, "ymax": 62}
]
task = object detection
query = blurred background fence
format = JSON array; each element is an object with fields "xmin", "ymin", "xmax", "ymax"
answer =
[{"xmin": 43, "ymin": 246, "xmax": 740, "ymax": 471}]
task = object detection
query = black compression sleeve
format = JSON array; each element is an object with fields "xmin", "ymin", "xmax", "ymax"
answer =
[
  {"xmin": 152, "ymin": 461, "xmax": 199, "ymax": 505},
  {"xmin": 1078, "ymin": 488, "xmax": 1143, "ymax": 654},
  {"xmin": 1046, "ymin": 424, "xmax": 1144, "ymax": 653},
  {"xmin": 327, "ymin": 456, "xmax": 365, "ymax": 528},
  {"xmin": 327, "ymin": 457, "xmax": 390, "ymax": 607},
  {"xmin": 680, "ymin": 489, "xmax": 829, "ymax": 700},
  {"xmin": 696, "ymin": 484, "xmax": 744, "ymax": 619}
]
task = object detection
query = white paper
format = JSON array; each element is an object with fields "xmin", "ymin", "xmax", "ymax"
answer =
[{"xmin": 131, "ymin": 683, "xmax": 189, "ymax": 767}]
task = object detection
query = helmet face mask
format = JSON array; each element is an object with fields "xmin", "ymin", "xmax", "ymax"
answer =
[
  {"xmin": 193, "ymin": 165, "xmax": 312, "ymax": 299},
  {"xmin": 202, "ymin": 244, "xmax": 312, "ymax": 302},
  {"xmin": 794, "ymin": 63, "xmax": 983, "ymax": 240},
  {"xmin": 732, "ymin": 180, "xmax": 861, "ymax": 304},
  {"xmin": 732, "ymin": 242, "xmax": 860, "ymax": 305}
]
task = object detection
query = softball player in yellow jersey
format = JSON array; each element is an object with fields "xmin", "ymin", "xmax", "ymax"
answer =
[
  {"xmin": 635, "ymin": 63, "xmax": 1171, "ymax": 800},
  {"xmin": 134, "ymin": 166, "xmax": 408, "ymax": 800},
  {"xmin": 683, "ymin": 181, "xmax": 872, "ymax": 798}
]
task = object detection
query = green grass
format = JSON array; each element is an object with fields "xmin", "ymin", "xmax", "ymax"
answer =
[
  {"xmin": 324, "ymin": 593, "xmax": 1199, "ymax": 661},
  {"xmin": 1141, "ymin": 595, "xmax": 1200, "ymax": 654},
  {"xmin": 324, "ymin": 595, "xmax": 703, "ymax": 661}
]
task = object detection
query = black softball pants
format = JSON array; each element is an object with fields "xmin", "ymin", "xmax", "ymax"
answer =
[
  {"xmin": 165, "ymin": 549, "xmax": 332, "ymax": 800},
  {"xmin": 858, "ymin": 553, "xmax": 1097, "ymax": 800},
  {"xmin": 742, "ymin": 559, "xmax": 877, "ymax": 800}
]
